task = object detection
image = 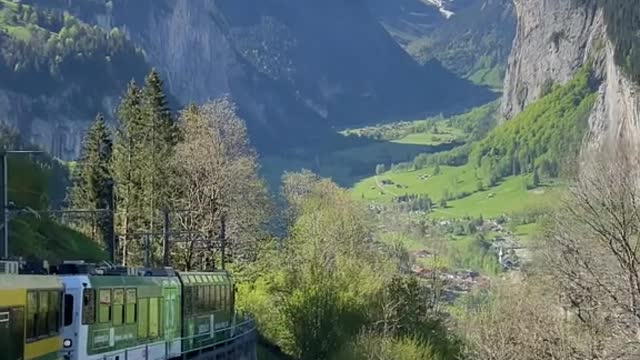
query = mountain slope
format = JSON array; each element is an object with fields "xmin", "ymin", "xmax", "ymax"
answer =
[
  {"xmin": 0, "ymin": 0, "xmax": 149, "ymax": 158},
  {"xmin": 28, "ymin": 0, "xmax": 494, "ymax": 155},
  {"xmin": 501, "ymin": 0, "xmax": 640, "ymax": 144},
  {"xmin": 370, "ymin": 0, "xmax": 516, "ymax": 88}
]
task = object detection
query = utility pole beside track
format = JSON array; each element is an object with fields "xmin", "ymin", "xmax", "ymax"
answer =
[{"xmin": 0, "ymin": 150, "xmax": 43, "ymax": 260}]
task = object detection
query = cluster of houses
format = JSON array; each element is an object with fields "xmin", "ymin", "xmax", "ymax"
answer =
[{"xmin": 411, "ymin": 262, "xmax": 491, "ymax": 302}]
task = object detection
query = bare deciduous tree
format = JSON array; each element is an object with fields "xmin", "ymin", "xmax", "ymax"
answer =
[
  {"xmin": 544, "ymin": 138, "xmax": 640, "ymax": 358},
  {"xmin": 171, "ymin": 98, "xmax": 270, "ymax": 270},
  {"xmin": 459, "ymin": 279, "xmax": 585, "ymax": 360}
]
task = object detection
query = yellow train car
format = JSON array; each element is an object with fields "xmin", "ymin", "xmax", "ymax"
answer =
[{"xmin": 0, "ymin": 274, "xmax": 63, "ymax": 360}]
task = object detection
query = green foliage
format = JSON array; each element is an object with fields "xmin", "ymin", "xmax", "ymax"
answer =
[
  {"xmin": 282, "ymin": 280, "xmax": 347, "ymax": 360},
  {"xmin": 0, "ymin": 0, "xmax": 148, "ymax": 111},
  {"xmin": 68, "ymin": 114, "xmax": 113, "ymax": 249},
  {"xmin": 5, "ymin": 135, "xmax": 105, "ymax": 262},
  {"xmin": 337, "ymin": 334, "xmax": 439, "ymax": 360},
  {"xmin": 139, "ymin": 69, "xmax": 177, "ymax": 211},
  {"xmin": 111, "ymin": 71, "xmax": 178, "ymax": 265},
  {"xmin": 239, "ymin": 175, "xmax": 460, "ymax": 359},
  {"xmin": 112, "ymin": 80, "xmax": 146, "ymax": 258},
  {"xmin": 447, "ymin": 234, "xmax": 501, "ymax": 276},
  {"xmin": 336, "ymin": 276, "xmax": 463, "ymax": 360},
  {"xmin": 393, "ymin": 194, "xmax": 433, "ymax": 213},
  {"xmin": 471, "ymin": 67, "xmax": 596, "ymax": 183}
]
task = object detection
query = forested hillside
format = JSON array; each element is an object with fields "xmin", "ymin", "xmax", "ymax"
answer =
[
  {"xmin": 18, "ymin": 0, "xmax": 495, "ymax": 156},
  {"xmin": 0, "ymin": 0, "xmax": 149, "ymax": 158},
  {"xmin": 471, "ymin": 68, "xmax": 596, "ymax": 184},
  {"xmin": 0, "ymin": 0, "xmax": 147, "ymax": 102},
  {"xmin": 370, "ymin": 0, "xmax": 516, "ymax": 88}
]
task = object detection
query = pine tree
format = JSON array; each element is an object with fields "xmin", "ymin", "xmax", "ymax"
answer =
[
  {"xmin": 140, "ymin": 69, "xmax": 177, "ymax": 261},
  {"xmin": 69, "ymin": 113, "xmax": 113, "ymax": 250},
  {"xmin": 112, "ymin": 71, "xmax": 177, "ymax": 266},
  {"xmin": 112, "ymin": 80, "xmax": 147, "ymax": 265}
]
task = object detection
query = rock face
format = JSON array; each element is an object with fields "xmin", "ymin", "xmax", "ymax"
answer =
[
  {"xmin": 0, "ymin": 88, "xmax": 115, "ymax": 159},
  {"xmin": 502, "ymin": 0, "xmax": 640, "ymax": 142}
]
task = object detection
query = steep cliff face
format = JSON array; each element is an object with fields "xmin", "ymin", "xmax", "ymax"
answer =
[
  {"xmin": 0, "ymin": 88, "xmax": 115, "ymax": 158},
  {"xmin": 502, "ymin": 0, "xmax": 640, "ymax": 142}
]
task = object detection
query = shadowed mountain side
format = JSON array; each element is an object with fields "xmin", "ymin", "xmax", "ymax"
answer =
[{"xmin": 24, "ymin": 0, "xmax": 495, "ymax": 156}]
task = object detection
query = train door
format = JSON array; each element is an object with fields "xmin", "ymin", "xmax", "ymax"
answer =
[{"xmin": 0, "ymin": 307, "xmax": 25, "ymax": 360}]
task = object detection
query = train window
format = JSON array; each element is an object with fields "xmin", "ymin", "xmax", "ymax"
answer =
[
  {"xmin": 98, "ymin": 289, "xmax": 112, "ymax": 323},
  {"xmin": 214, "ymin": 286, "xmax": 219, "ymax": 309},
  {"xmin": 112, "ymin": 289, "xmax": 125, "ymax": 326},
  {"xmin": 82, "ymin": 289, "xmax": 96, "ymax": 325},
  {"xmin": 38, "ymin": 291, "xmax": 49, "ymax": 337},
  {"xmin": 64, "ymin": 294, "xmax": 74, "ymax": 326},
  {"xmin": 149, "ymin": 298, "xmax": 159, "ymax": 338},
  {"xmin": 126, "ymin": 289, "xmax": 137, "ymax": 324},
  {"xmin": 184, "ymin": 287, "xmax": 192, "ymax": 315},
  {"xmin": 158, "ymin": 298, "xmax": 164, "ymax": 337},
  {"xmin": 209, "ymin": 286, "xmax": 214, "ymax": 311},
  {"xmin": 138, "ymin": 298, "xmax": 149, "ymax": 339},
  {"xmin": 26, "ymin": 291, "xmax": 38, "ymax": 341},
  {"xmin": 48, "ymin": 291, "xmax": 60, "ymax": 335},
  {"xmin": 198, "ymin": 286, "xmax": 206, "ymax": 313},
  {"xmin": 203, "ymin": 286, "xmax": 210, "ymax": 310}
]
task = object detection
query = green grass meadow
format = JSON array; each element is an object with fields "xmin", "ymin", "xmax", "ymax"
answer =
[{"xmin": 353, "ymin": 164, "xmax": 560, "ymax": 219}]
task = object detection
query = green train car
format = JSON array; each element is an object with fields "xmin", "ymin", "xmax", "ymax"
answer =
[
  {"xmin": 0, "ymin": 273, "xmax": 63, "ymax": 360},
  {"xmin": 58, "ymin": 264, "xmax": 236, "ymax": 360},
  {"xmin": 179, "ymin": 271, "xmax": 235, "ymax": 353}
]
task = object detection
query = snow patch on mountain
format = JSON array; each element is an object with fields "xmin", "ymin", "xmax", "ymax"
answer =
[{"xmin": 424, "ymin": 0, "xmax": 455, "ymax": 18}]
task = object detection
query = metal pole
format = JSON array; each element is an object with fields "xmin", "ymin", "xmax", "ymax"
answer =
[
  {"xmin": 0, "ymin": 150, "xmax": 41, "ymax": 260},
  {"xmin": 1, "ymin": 152, "xmax": 6, "ymax": 259},
  {"xmin": 106, "ymin": 181, "xmax": 115, "ymax": 263},
  {"xmin": 162, "ymin": 209, "xmax": 170, "ymax": 267},
  {"xmin": 144, "ymin": 234, "xmax": 150, "ymax": 268},
  {"xmin": 220, "ymin": 214, "xmax": 226, "ymax": 270}
]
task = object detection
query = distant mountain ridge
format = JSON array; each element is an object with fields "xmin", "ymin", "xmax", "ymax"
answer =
[{"xmin": 20, "ymin": 0, "xmax": 494, "ymax": 157}]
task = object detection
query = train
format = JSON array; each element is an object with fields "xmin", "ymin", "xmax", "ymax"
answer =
[{"xmin": 0, "ymin": 260, "xmax": 243, "ymax": 360}]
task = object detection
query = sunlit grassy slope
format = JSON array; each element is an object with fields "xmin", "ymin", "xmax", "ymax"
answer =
[{"xmin": 353, "ymin": 163, "xmax": 560, "ymax": 219}]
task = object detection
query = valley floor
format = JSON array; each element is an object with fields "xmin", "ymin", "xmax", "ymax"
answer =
[{"xmin": 262, "ymin": 100, "xmax": 556, "ymax": 293}]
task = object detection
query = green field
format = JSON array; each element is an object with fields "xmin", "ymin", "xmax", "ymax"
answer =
[
  {"xmin": 353, "ymin": 165, "xmax": 479, "ymax": 202},
  {"xmin": 510, "ymin": 222, "xmax": 543, "ymax": 244},
  {"xmin": 432, "ymin": 177, "xmax": 558, "ymax": 218},
  {"xmin": 390, "ymin": 125, "xmax": 465, "ymax": 146},
  {"xmin": 342, "ymin": 122, "xmax": 467, "ymax": 145},
  {"xmin": 353, "ymin": 164, "xmax": 560, "ymax": 219}
]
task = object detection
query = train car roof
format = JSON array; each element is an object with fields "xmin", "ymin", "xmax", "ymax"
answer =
[
  {"xmin": 0, "ymin": 274, "xmax": 63, "ymax": 290},
  {"xmin": 177, "ymin": 270, "xmax": 232, "ymax": 285},
  {"xmin": 86, "ymin": 274, "xmax": 181, "ymax": 288}
]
